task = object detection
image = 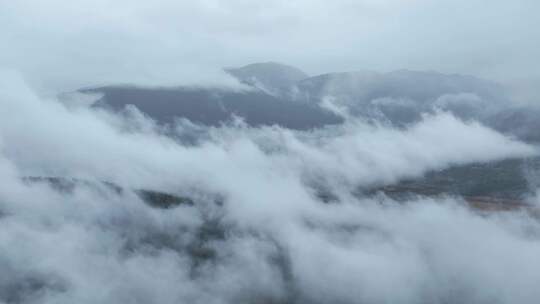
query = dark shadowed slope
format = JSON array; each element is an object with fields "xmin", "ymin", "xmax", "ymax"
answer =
[
  {"xmin": 486, "ymin": 106, "xmax": 540, "ymax": 143},
  {"xmin": 366, "ymin": 157, "xmax": 540, "ymax": 201},
  {"xmin": 85, "ymin": 86, "xmax": 342, "ymax": 129}
]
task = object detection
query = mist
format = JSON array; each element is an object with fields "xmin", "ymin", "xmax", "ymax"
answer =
[
  {"xmin": 2, "ymin": 1, "xmax": 540, "ymax": 303},
  {"xmin": 1, "ymin": 67, "xmax": 540, "ymax": 303}
]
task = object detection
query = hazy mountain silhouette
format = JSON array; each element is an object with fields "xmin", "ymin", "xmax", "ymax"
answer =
[
  {"xmin": 84, "ymin": 85, "xmax": 342, "ymax": 130},
  {"xmin": 83, "ymin": 62, "xmax": 538, "ymax": 143}
]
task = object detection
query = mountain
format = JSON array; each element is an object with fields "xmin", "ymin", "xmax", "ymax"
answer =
[
  {"xmin": 80, "ymin": 62, "xmax": 538, "ymax": 143},
  {"xmin": 293, "ymin": 70, "xmax": 509, "ymax": 125},
  {"xmin": 486, "ymin": 106, "xmax": 540, "ymax": 143},
  {"xmin": 290, "ymin": 69, "xmax": 539, "ymax": 143},
  {"xmin": 84, "ymin": 85, "xmax": 342, "ymax": 130},
  {"xmin": 295, "ymin": 70, "xmax": 507, "ymax": 104}
]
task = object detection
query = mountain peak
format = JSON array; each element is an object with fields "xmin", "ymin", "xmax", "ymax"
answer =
[{"xmin": 225, "ymin": 62, "xmax": 308, "ymax": 93}]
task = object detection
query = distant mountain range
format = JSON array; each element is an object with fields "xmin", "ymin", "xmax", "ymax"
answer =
[
  {"xmin": 64, "ymin": 66, "xmax": 540, "ymax": 210},
  {"xmin": 84, "ymin": 85, "xmax": 341, "ymax": 130},
  {"xmin": 81, "ymin": 62, "xmax": 540, "ymax": 142}
]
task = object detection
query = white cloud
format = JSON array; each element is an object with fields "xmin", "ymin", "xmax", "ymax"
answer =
[
  {"xmin": 0, "ymin": 70, "xmax": 539, "ymax": 303},
  {"xmin": 1, "ymin": 3, "xmax": 540, "ymax": 302}
]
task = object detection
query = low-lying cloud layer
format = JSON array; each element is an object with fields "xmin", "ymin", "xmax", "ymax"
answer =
[{"xmin": 1, "ymin": 70, "xmax": 540, "ymax": 303}]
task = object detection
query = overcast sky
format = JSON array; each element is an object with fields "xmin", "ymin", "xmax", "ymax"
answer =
[{"xmin": 1, "ymin": 0, "xmax": 539, "ymax": 98}]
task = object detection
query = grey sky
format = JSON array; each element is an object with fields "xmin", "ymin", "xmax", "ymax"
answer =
[{"xmin": 1, "ymin": 0, "xmax": 539, "ymax": 99}]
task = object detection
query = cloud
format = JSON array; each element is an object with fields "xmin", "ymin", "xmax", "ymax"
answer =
[
  {"xmin": 1, "ymin": 70, "xmax": 540, "ymax": 303},
  {"xmin": 1, "ymin": 1, "xmax": 539, "ymax": 300}
]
